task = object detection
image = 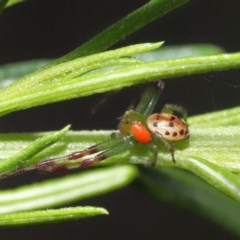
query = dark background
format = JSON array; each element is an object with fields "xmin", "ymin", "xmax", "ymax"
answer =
[{"xmin": 0, "ymin": 0, "xmax": 240, "ymax": 239}]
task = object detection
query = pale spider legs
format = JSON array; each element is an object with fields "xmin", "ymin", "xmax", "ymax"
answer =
[{"xmin": 14, "ymin": 81, "xmax": 165, "ymax": 174}]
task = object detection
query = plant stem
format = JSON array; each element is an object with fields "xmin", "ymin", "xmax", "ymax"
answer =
[
  {"xmin": 0, "ymin": 50, "xmax": 239, "ymax": 117},
  {"xmin": 55, "ymin": 0, "xmax": 189, "ymax": 63}
]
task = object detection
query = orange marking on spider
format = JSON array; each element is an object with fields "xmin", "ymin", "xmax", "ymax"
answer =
[{"xmin": 131, "ymin": 122, "xmax": 152, "ymax": 144}]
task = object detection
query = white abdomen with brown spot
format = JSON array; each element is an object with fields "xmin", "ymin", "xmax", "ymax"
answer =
[{"xmin": 147, "ymin": 113, "xmax": 189, "ymax": 142}]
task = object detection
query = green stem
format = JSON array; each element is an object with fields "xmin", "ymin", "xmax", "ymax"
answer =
[
  {"xmin": 0, "ymin": 207, "xmax": 108, "ymax": 226},
  {"xmin": 0, "ymin": 43, "xmax": 161, "ymax": 100},
  {"xmin": 0, "ymin": 50, "xmax": 240, "ymax": 116},
  {"xmin": 0, "ymin": 125, "xmax": 70, "ymax": 177},
  {"xmin": 176, "ymin": 157, "xmax": 240, "ymax": 203},
  {"xmin": 0, "ymin": 0, "xmax": 8, "ymax": 15},
  {"xmin": 189, "ymin": 106, "xmax": 240, "ymax": 127},
  {"xmin": 0, "ymin": 166, "xmax": 138, "ymax": 213},
  {"xmin": 55, "ymin": 0, "xmax": 189, "ymax": 63},
  {"xmin": 140, "ymin": 167, "xmax": 240, "ymax": 236}
]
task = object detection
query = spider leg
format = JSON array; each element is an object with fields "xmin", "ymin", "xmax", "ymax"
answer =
[
  {"xmin": 135, "ymin": 80, "xmax": 164, "ymax": 115},
  {"xmin": 77, "ymin": 137, "xmax": 132, "ymax": 169},
  {"xmin": 153, "ymin": 131, "xmax": 175, "ymax": 162},
  {"xmin": 161, "ymin": 104, "xmax": 188, "ymax": 122},
  {"xmin": 35, "ymin": 134, "xmax": 132, "ymax": 173},
  {"xmin": 144, "ymin": 142, "xmax": 158, "ymax": 167}
]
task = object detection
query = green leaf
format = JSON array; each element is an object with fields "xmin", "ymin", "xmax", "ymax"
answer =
[
  {"xmin": 0, "ymin": 0, "xmax": 24, "ymax": 15},
  {"xmin": 0, "ymin": 42, "xmax": 162, "ymax": 99},
  {"xmin": 189, "ymin": 106, "xmax": 240, "ymax": 127},
  {"xmin": 55, "ymin": 0, "xmax": 189, "ymax": 62},
  {"xmin": 0, "ymin": 166, "xmax": 138, "ymax": 213},
  {"xmin": 0, "ymin": 44, "xmax": 240, "ymax": 117},
  {"xmin": 0, "ymin": 0, "xmax": 8, "ymax": 14},
  {"xmin": 0, "ymin": 125, "xmax": 70, "ymax": 178},
  {"xmin": 0, "ymin": 207, "xmax": 108, "ymax": 226},
  {"xmin": 135, "ymin": 44, "xmax": 225, "ymax": 61},
  {"xmin": 5, "ymin": 0, "xmax": 24, "ymax": 8},
  {"xmin": 0, "ymin": 59, "xmax": 51, "ymax": 88},
  {"xmin": 139, "ymin": 167, "xmax": 240, "ymax": 236}
]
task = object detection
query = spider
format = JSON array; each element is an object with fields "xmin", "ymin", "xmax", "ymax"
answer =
[
  {"xmin": 10, "ymin": 81, "xmax": 188, "ymax": 177},
  {"xmin": 24, "ymin": 80, "xmax": 189, "ymax": 173}
]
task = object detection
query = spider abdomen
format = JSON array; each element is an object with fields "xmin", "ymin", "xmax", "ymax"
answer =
[{"xmin": 147, "ymin": 113, "xmax": 189, "ymax": 141}]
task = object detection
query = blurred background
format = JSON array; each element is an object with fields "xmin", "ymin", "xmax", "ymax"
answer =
[{"xmin": 0, "ymin": 0, "xmax": 239, "ymax": 239}]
